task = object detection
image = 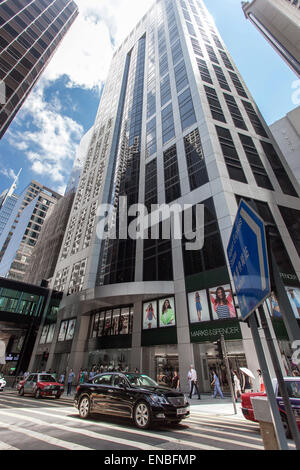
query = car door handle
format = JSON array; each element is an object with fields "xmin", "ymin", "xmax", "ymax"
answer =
[{"xmin": 108, "ymin": 389, "xmax": 114, "ymax": 393}]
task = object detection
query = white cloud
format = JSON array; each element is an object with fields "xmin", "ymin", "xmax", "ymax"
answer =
[
  {"xmin": 43, "ymin": 0, "xmax": 155, "ymax": 90},
  {"xmin": 0, "ymin": 167, "xmax": 18, "ymax": 181},
  {"xmin": 9, "ymin": 82, "xmax": 83, "ymax": 188}
]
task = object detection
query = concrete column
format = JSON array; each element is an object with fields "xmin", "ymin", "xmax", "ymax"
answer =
[
  {"xmin": 67, "ymin": 315, "xmax": 90, "ymax": 380},
  {"xmin": 131, "ymin": 299, "xmax": 143, "ymax": 372}
]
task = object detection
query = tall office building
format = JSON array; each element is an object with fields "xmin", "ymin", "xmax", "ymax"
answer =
[
  {"xmin": 0, "ymin": 0, "xmax": 78, "ymax": 138},
  {"xmin": 0, "ymin": 169, "xmax": 21, "ymax": 236},
  {"xmin": 270, "ymin": 106, "xmax": 300, "ymax": 185},
  {"xmin": 0, "ymin": 180, "xmax": 61, "ymax": 281},
  {"xmin": 242, "ymin": 0, "xmax": 300, "ymax": 76},
  {"xmin": 30, "ymin": 0, "xmax": 300, "ymax": 389}
]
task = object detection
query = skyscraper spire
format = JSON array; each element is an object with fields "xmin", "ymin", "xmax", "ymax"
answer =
[{"xmin": 6, "ymin": 168, "xmax": 22, "ymax": 198}]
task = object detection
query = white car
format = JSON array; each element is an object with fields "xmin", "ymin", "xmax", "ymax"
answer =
[{"xmin": 0, "ymin": 374, "xmax": 6, "ymax": 391}]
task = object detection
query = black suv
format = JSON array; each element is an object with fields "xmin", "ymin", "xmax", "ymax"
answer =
[{"xmin": 74, "ymin": 372, "xmax": 190, "ymax": 429}]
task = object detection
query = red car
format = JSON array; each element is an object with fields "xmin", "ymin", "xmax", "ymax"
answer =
[
  {"xmin": 17, "ymin": 373, "xmax": 64, "ymax": 399},
  {"xmin": 241, "ymin": 377, "xmax": 300, "ymax": 438}
]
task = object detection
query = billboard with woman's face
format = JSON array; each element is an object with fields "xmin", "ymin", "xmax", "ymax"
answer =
[
  {"xmin": 159, "ymin": 297, "xmax": 176, "ymax": 328},
  {"xmin": 188, "ymin": 290, "xmax": 210, "ymax": 323},
  {"xmin": 143, "ymin": 301, "xmax": 158, "ymax": 330},
  {"xmin": 209, "ymin": 285, "xmax": 237, "ymax": 320}
]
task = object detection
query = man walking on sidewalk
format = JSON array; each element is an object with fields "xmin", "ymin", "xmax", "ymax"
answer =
[
  {"xmin": 211, "ymin": 370, "xmax": 224, "ymax": 399},
  {"xmin": 188, "ymin": 365, "xmax": 201, "ymax": 400},
  {"xmin": 67, "ymin": 369, "xmax": 75, "ymax": 396}
]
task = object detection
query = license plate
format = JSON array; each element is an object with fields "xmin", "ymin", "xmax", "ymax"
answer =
[{"xmin": 177, "ymin": 407, "xmax": 188, "ymax": 416}]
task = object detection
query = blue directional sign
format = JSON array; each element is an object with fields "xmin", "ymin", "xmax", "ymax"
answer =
[{"xmin": 227, "ymin": 200, "xmax": 271, "ymax": 321}]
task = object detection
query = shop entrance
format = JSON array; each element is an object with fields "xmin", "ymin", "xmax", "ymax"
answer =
[{"xmin": 155, "ymin": 354, "xmax": 179, "ymax": 387}]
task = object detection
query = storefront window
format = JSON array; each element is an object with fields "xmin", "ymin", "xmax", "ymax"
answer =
[{"xmin": 90, "ymin": 306, "xmax": 133, "ymax": 338}]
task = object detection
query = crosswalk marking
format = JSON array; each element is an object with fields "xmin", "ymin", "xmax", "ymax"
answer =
[
  {"xmin": 0, "ymin": 440, "xmax": 18, "ymax": 450},
  {"xmin": 0, "ymin": 407, "xmax": 222, "ymax": 451},
  {"xmin": 187, "ymin": 417, "xmax": 260, "ymax": 433},
  {"xmin": 184, "ymin": 421, "xmax": 262, "ymax": 442},
  {"xmin": 0, "ymin": 423, "xmax": 92, "ymax": 450},
  {"xmin": 0, "ymin": 410, "xmax": 163, "ymax": 451}
]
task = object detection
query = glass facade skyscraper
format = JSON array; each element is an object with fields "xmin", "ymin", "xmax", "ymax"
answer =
[
  {"xmin": 0, "ymin": 0, "xmax": 78, "ymax": 138},
  {"xmin": 30, "ymin": 0, "xmax": 300, "ymax": 390}
]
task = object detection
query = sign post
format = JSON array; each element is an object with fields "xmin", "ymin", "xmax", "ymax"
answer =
[{"xmin": 227, "ymin": 200, "xmax": 297, "ymax": 450}]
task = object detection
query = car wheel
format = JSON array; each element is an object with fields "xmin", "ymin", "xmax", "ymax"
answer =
[
  {"xmin": 79, "ymin": 395, "xmax": 91, "ymax": 419},
  {"xmin": 281, "ymin": 414, "xmax": 291, "ymax": 439},
  {"xmin": 133, "ymin": 401, "xmax": 151, "ymax": 430},
  {"xmin": 18, "ymin": 387, "xmax": 24, "ymax": 396},
  {"xmin": 35, "ymin": 388, "xmax": 42, "ymax": 399}
]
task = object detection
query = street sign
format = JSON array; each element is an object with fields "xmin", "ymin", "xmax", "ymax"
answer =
[{"xmin": 227, "ymin": 199, "xmax": 271, "ymax": 321}]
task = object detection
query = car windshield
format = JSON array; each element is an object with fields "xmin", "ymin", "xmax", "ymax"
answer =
[
  {"xmin": 125, "ymin": 374, "xmax": 158, "ymax": 388},
  {"xmin": 39, "ymin": 375, "xmax": 56, "ymax": 383}
]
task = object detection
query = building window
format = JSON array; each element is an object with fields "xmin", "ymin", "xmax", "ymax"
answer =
[
  {"xmin": 182, "ymin": 198, "xmax": 226, "ymax": 276},
  {"xmin": 178, "ymin": 87, "xmax": 197, "ymax": 130},
  {"xmin": 216, "ymin": 126, "xmax": 248, "ymax": 183},
  {"xmin": 213, "ymin": 65, "xmax": 230, "ymax": 91},
  {"xmin": 174, "ymin": 60, "xmax": 189, "ymax": 92},
  {"xmin": 184, "ymin": 128, "xmax": 209, "ymax": 190},
  {"xmin": 190, "ymin": 37, "xmax": 203, "ymax": 57},
  {"xmin": 229, "ymin": 71, "xmax": 248, "ymax": 98},
  {"xmin": 196, "ymin": 57, "xmax": 213, "ymax": 84},
  {"xmin": 162, "ymin": 103, "xmax": 175, "ymax": 144},
  {"xmin": 205, "ymin": 44, "xmax": 219, "ymax": 64},
  {"xmin": 239, "ymin": 134, "xmax": 274, "ymax": 190},
  {"xmin": 204, "ymin": 86, "xmax": 226, "ymax": 122},
  {"xmin": 163, "ymin": 144, "xmax": 181, "ymax": 203},
  {"xmin": 219, "ymin": 50, "xmax": 234, "ymax": 70},
  {"xmin": 278, "ymin": 206, "xmax": 300, "ymax": 258},
  {"xmin": 260, "ymin": 141, "xmax": 298, "ymax": 197},
  {"xmin": 146, "ymin": 117, "xmax": 157, "ymax": 157},
  {"xmin": 224, "ymin": 93, "xmax": 248, "ymax": 130},
  {"xmin": 160, "ymin": 74, "xmax": 172, "ymax": 107},
  {"xmin": 242, "ymin": 100, "xmax": 268, "ymax": 137},
  {"xmin": 145, "ymin": 159, "xmax": 158, "ymax": 213}
]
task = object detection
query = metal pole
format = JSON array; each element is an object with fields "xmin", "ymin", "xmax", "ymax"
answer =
[
  {"xmin": 220, "ymin": 335, "xmax": 237, "ymax": 414},
  {"xmin": 258, "ymin": 305, "xmax": 300, "ymax": 449},
  {"xmin": 248, "ymin": 313, "xmax": 289, "ymax": 450}
]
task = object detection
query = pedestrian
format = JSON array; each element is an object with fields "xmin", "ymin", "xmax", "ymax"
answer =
[
  {"xmin": 59, "ymin": 372, "xmax": 65, "ymax": 384},
  {"xmin": 171, "ymin": 371, "xmax": 180, "ymax": 390},
  {"xmin": 211, "ymin": 370, "xmax": 224, "ymax": 399},
  {"xmin": 188, "ymin": 365, "xmax": 201, "ymax": 400},
  {"xmin": 233, "ymin": 370, "xmax": 241, "ymax": 402},
  {"xmin": 67, "ymin": 369, "xmax": 75, "ymax": 395},
  {"xmin": 135, "ymin": 368, "xmax": 139, "ymax": 374},
  {"xmin": 241, "ymin": 371, "xmax": 252, "ymax": 393},
  {"xmin": 292, "ymin": 370, "xmax": 300, "ymax": 377},
  {"xmin": 257, "ymin": 369, "xmax": 265, "ymax": 392}
]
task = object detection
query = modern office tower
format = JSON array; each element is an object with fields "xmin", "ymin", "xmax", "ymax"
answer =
[
  {"xmin": 65, "ymin": 128, "xmax": 93, "ymax": 195},
  {"xmin": 32, "ymin": 0, "xmax": 300, "ymax": 389},
  {"xmin": 24, "ymin": 190, "xmax": 75, "ymax": 286},
  {"xmin": 0, "ymin": 180, "xmax": 61, "ymax": 281},
  {"xmin": 270, "ymin": 106, "xmax": 300, "ymax": 185},
  {"xmin": 242, "ymin": 0, "xmax": 300, "ymax": 77},
  {"xmin": 0, "ymin": 0, "xmax": 78, "ymax": 139},
  {"xmin": 0, "ymin": 169, "xmax": 21, "ymax": 236}
]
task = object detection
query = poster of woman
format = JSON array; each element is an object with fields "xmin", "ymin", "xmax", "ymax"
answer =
[
  {"xmin": 286, "ymin": 287, "xmax": 300, "ymax": 319},
  {"xmin": 40, "ymin": 325, "xmax": 49, "ymax": 344},
  {"xmin": 209, "ymin": 285, "xmax": 237, "ymax": 320},
  {"xmin": 267, "ymin": 292, "xmax": 281, "ymax": 318},
  {"xmin": 159, "ymin": 298, "xmax": 176, "ymax": 328},
  {"xmin": 66, "ymin": 319, "xmax": 76, "ymax": 341},
  {"xmin": 143, "ymin": 301, "xmax": 158, "ymax": 330},
  {"xmin": 58, "ymin": 320, "xmax": 68, "ymax": 342},
  {"xmin": 188, "ymin": 290, "xmax": 210, "ymax": 323}
]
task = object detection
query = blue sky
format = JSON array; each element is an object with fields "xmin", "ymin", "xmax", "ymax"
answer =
[{"xmin": 0, "ymin": 0, "xmax": 298, "ymax": 197}]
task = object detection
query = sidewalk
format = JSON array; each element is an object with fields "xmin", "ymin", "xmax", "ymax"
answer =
[{"xmin": 187, "ymin": 394, "xmax": 244, "ymax": 418}]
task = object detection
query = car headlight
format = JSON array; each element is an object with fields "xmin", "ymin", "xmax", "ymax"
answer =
[{"xmin": 149, "ymin": 394, "xmax": 168, "ymax": 405}]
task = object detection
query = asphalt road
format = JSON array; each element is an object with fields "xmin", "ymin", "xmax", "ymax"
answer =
[{"xmin": 0, "ymin": 389, "xmax": 269, "ymax": 452}]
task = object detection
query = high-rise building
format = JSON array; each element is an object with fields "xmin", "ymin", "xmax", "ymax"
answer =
[
  {"xmin": 270, "ymin": 106, "xmax": 300, "ymax": 186},
  {"xmin": 65, "ymin": 128, "xmax": 93, "ymax": 195},
  {"xmin": 30, "ymin": 0, "xmax": 300, "ymax": 389},
  {"xmin": 0, "ymin": 180, "xmax": 61, "ymax": 281},
  {"xmin": 242, "ymin": 0, "xmax": 300, "ymax": 77},
  {"xmin": 0, "ymin": 169, "xmax": 21, "ymax": 237},
  {"xmin": 0, "ymin": 0, "xmax": 78, "ymax": 138},
  {"xmin": 24, "ymin": 189, "xmax": 75, "ymax": 286}
]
